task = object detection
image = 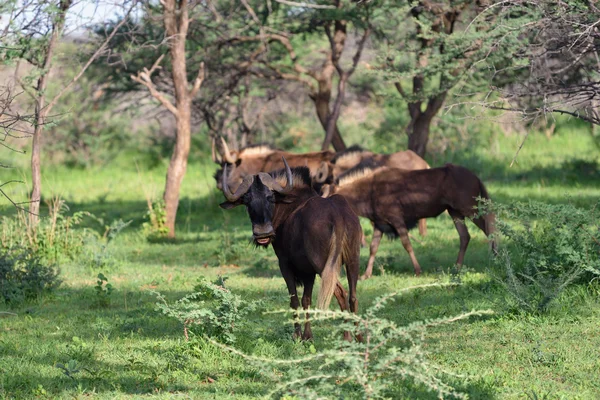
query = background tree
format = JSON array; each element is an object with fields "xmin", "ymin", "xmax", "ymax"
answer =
[
  {"xmin": 2, "ymin": 0, "xmax": 134, "ymax": 228},
  {"xmin": 483, "ymin": 1, "xmax": 600, "ymax": 134},
  {"xmin": 375, "ymin": 0, "xmax": 529, "ymax": 157},
  {"xmin": 131, "ymin": 0, "xmax": 205, "ymax": 238}
]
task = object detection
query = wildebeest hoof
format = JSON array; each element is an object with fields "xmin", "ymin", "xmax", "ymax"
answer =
[
  {"xmin": 343, "ymin": 331, "xmax": 353, "ymax": 342},
  {"xmin": 292, "ymin": 331, "xmax": 303, "ymax": 341},
  {"xmin": 301, "ymin": 331, "xmax": 313, "ymax": 341}
]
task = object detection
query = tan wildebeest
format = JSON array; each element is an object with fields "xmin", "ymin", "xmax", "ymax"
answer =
[
  {"xmin": 212, "ymin": 136, "xmax": 334, "ymax": 192},
  {"xmin": 219, "ymin": 158, "xmax": 362, "ymax": 341},
  {"xmin": 320, "ymin": 163, "xmax": 497, "ymax": 280}
]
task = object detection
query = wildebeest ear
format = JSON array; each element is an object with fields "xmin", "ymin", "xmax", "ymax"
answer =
[{"xmin": 219, "ymin": 200, "xmax": 243, "ymax": 209}]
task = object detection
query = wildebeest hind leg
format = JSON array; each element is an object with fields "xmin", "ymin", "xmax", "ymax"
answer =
[
  {"xmin": 301, "ymin": 276, "xmax": 315, "ymax": 341},
  {"xmin": 346, "ymin": 255, "xmax": 363, "ymax": 342},
  {"xmin": 449, "ymin": 209, "xmax": 470, "ymax": 267},
  {"xmin": 393, "ymin": 220, "xmax": 422, "ymax": 276},
  {"xmin": 333, "ymin": 282, "xmax": 348, "ymax": 311},
  {"xmin": 361, "ymin": 228, "xmax": 383, "ymax": 280}
]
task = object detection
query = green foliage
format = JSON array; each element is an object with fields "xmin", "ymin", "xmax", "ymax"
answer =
[
  {"xmin": 213, "ymin": 284, "xmax": 492, "ymax": 399},
  {"xmin": 142, "ymin": 199, "xmax": 169, "ymax": 240},
  {"xmin": 0, "ymin": 199, "xmax": 88, "ymax": 265},
  {"xmin": 155, "ymin": 276, "xmax": 260, "ymax": 344},
  {"xmin": 94, "ymin": 273, "xmax": 114, "ymax": 308},
  {"xmin": 0, "ymin": 248, "xmax": 61, "ymax": 304},
  {"xmin": 483, "ymin": 200, "xmax": 600, "ymax": 313},
  {"xmin": 82, "ymin": 217, "xmax": 131, "ymax": 271}
]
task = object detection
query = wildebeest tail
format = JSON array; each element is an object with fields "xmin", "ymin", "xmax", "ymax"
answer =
[
  {"xmin": 317, "ymin": 231, "xmax": 342, "ymax": 310},
  {"xmin": 478, "ymin": 179, "xmax": 498, "ymax": 255}
]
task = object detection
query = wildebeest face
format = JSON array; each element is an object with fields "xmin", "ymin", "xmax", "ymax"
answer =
[
  {"xmin": 219, "ymin": 157, "xmax": 294, "ymax": 247},
  {"xmin": 244, "ymin": 179, "xmax": 276, "ymax": 246}
]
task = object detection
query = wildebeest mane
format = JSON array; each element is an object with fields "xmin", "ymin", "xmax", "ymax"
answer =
[
  {"xmin": 270, "ymin": 166, "xmax": 312, "ymax": 189},
  {"xmin": 239, "ymin": 143, "xmax": 279, "ymax": 156},
  {"xmin": 336, "ymin": 159, "xmax": 384, "ymax": 187},
  {"xmin": 331, "ymin": 144, "xmax": 366, "ymax": 164}
]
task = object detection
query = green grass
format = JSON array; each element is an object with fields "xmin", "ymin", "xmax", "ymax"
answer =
[{"xmin": 1, "ymin": 128, "xmax": 599, "ymax": 399}]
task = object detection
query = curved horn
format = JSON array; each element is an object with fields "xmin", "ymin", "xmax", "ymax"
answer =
[
  {"xmin": 220, "ymin": 136, "xmax": 237, "ymax": 164},
  {"xmin": 320, "ymin": 184, "xmax": 331, "ymax": 198},
  {"xmin": 222, "ymin": 163, "xmax": 253, "ymax": 202},
  {"xmin": 314, "ymin": 161, "xmax": 329, "ymax": 183},
  {"xmin": 258, "ymin": 157, "xmax": 294, "ymax": 194},
  {"xmin": 211, "ymin": 137, "xmax": 222, "ymax": 164}
]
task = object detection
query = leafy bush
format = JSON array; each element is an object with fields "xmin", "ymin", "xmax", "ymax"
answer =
[
  {"xmin": 482, "ymin": 200, "xmax": 600, "ymax": 313},
  {"xmin": 0, "ymin": 200, "xmax": 129, "ymax": 271},
  {"xmin": 155, "ymin": 276, "xmax": 260, "ymax": 344},
  {"xmin": 0, "ymin": 248, "xmax": 61, "ymax": 304},
  {"xmin": 142, "ymin": 199, "xmax": 169, "ymax": 240},
  {"xmin": 211, "ymin": 284, "xmax": 492, "ymax": 399},
  {"xmin": 93, "ymin": 273, "xmax": 114, "ymax": 308},
  {"xmin": 0, "ymin": 198, "xmax": 88, "ymax": 264}
]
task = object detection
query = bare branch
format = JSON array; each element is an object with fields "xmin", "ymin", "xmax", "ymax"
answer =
[
  {"xmin": 131, "ymin": 54, "xmax": 179, "ymax": 116},
  {"xmin": 189, "ymin": 62, "xmax": 205, "ymax": 98}
]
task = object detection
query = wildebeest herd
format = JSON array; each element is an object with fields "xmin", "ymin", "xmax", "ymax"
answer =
[{"xmin": 213, "ymin": 137, "xmax": 497, "ymax": 341}]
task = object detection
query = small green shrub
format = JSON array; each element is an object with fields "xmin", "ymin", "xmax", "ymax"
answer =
[
  {"xmin": 82, "ymin": 217, "xmax": 131, "ymax": 271},
  {"xmin": 93, "ymin": 273, "xmax": 114, "ymax": 308},
  {"xmin": 0, "ymin": 198, "xmax": 89, "ymax": 264},
  {"xmin": 211, "ymin": 284, "xmax": 492, "ymax": 399},
  {"xmin": 215, "ymin": 230, "xmax": 248, "ymax": 266},
  {"xmin": 155, "ymin": 276, "xmax": 260, "ymax": 344},
  {"xmin": 142, "ymin": 199, "xmax": 169, "ymax": 240},
  {"xmin": 0, "ymin": 248, "xmax": 61, "ymax": 304},
  {"xmin": 481, "ymin": 200, "xmax": 600, "ymax": 313}
]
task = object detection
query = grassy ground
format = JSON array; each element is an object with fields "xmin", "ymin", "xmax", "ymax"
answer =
[{"xmin": 1, "ymin": 128, "xmax": 599, "ymax": 399}]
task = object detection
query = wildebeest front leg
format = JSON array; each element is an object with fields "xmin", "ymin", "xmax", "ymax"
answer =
[
  {"xmin": 301, "ymin": 276, "xmax": 315, "ymax": 341},
  {"xmin": 393, "ymin": 219, "xmax": 422, "ymax": 276},
  {"xmin": 448, "ymin": 209, "xmax": 470, "ymax": 267},
  {"xmin": 361, "ymin": 227, "xmax": 383, "ymax": 280},
  {"xmin": 281, "ymin": 269, "xmax": 302, "ymax": 340}
]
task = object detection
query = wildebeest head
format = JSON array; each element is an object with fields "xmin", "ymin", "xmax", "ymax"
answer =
[
  {"xmin": 212, "ymin": 136, "xmax": 281, "ymax": 191},
  {"xmin": 219, "ymin": 157, "xmax": 294, "ymax": 247}
]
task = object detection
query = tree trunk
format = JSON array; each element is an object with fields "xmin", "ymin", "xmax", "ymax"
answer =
[
  {"xmin": 322, "ymin": 73, "xmax": 348, "ymax": 151},
  {"xmin": 314, "ymin": 95, "xmax": 346, "ymax": 151},
  {"xmin": 312, "ymin": 61, "xmax": 346, "ymax": 151},
  {"xmin": 407, "ymin": 114, "xmax": 431, "ymax": 158},
  {"xmin": 162, "ymin": 0, "xmax": 193, "ymax": 238},
  {"xmin": 163, "ymin": 108, "xmax": 191, "ymax": 237},
  {"xmin": 28, "ymin": 0, "xmax": 71, "ymax": 228}
]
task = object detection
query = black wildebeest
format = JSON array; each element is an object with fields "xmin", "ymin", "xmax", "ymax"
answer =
[
  {"xmin": 321, "ymin": 163, "xmax": 497, "ymax": 279},
  {"xmin": 318, "ymin": 145, "xmax": 431, "ymax": 237},
  {"xmin": 219, "ymin": 157, "xmax": 362, "ymax": 340},
  {"xmin": 212, "ymin": 136, "xmax": 334, "ymax": 191}
]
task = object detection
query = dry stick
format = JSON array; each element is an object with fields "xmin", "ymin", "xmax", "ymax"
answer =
[{"xmin": 509, "ymin": 126, "xmax": 530, "ymax": 167}]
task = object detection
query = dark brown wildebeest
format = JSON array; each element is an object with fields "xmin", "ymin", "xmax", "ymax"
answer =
[
  {"xmin": 219, "ymin": 158, "xmax": 362, "ymax": 341},
  {"xmin": 212, "ymin": 136, "xmax": 334, "ymax": 192},
  {"xmin": 319, "ymin": 145, "xmax": 431, "ymax": 237},
  {"xmin": 321, "ymin": 163, "xmax": 497, "ymax": 280}
]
